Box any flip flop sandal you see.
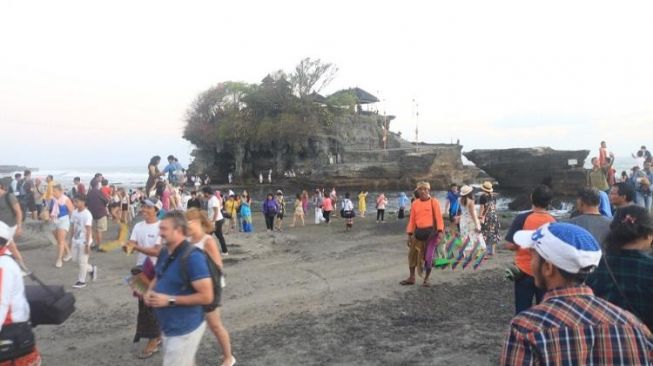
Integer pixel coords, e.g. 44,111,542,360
422,282,432,288
137,347,160,359
399,280,415,286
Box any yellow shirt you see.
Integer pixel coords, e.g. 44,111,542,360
43,181,55,201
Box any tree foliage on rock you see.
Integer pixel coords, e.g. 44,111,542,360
184,58,340,177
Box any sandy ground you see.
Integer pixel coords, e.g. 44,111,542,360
16,211,516,365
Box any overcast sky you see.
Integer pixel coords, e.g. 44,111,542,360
2,0,653,169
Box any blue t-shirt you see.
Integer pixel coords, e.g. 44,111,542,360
446,191,460,215
153,243,210,336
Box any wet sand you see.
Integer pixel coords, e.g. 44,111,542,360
18,212,515,365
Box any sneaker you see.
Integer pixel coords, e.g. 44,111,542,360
91,265,98,281
72,281,86,289
63,254,72,262
55,259,63,268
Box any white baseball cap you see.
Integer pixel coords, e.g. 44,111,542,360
513,223,602,274
143,197,163,211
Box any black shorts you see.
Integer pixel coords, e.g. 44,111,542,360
121,204,129,211
276,213,284,220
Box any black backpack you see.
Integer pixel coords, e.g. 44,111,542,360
177,242,223,312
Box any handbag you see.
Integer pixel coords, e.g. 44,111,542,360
413,198,439,241
0,322,35,362
20,263,75,327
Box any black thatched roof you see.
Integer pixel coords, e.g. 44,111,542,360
261,74,274,83
309,92,328,104
329,87,379,104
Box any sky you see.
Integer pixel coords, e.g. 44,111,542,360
2,0,653,169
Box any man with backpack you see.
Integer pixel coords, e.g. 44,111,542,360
145,211,213,366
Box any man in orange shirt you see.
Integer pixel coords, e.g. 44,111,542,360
401,182,444,287
504,185,556,313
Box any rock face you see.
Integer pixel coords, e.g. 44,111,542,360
191,113,485,190
464,147,589,197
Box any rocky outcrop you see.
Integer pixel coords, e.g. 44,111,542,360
464,147,589,197
0,165,32,174
191,113,485,190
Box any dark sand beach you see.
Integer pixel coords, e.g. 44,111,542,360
20,213,515,365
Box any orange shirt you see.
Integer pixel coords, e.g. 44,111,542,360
406,197,444,234
505,211,556,275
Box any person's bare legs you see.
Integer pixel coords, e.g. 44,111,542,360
55,229,70,265
422,268,432,287
300,214,305,226
142,336,161,355
206,309,234,366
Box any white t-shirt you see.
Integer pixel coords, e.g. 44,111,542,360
129,220,161,265
71,208,93,246
207,196,223,221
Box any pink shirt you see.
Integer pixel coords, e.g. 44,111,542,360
322,197,333,212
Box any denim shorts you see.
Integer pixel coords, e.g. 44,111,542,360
54,216,70,232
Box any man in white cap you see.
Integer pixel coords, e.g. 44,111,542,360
0,222,41,365
500,222,653,365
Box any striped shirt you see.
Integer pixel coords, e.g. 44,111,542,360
500,285,653,365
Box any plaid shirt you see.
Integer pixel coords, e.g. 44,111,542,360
500,285,653,365
586,250,653,331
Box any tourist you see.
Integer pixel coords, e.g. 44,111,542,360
342,192,355,231
598,140,609,166
610,182,636,210
357,190,368,218
161,155,183,186
375,193,387,223
262,193,278,231
301,190,309,216
313,189,324,224
330,188,337,213
397,192,409,220
605,157,617,187
597,190,612,218
223,194,238,234
123,197,162,359
70,194,98,289
108,185,122,221
86,179,109,251
479,181,500,257
202,187,228,255
586,205,653,331
500,222,653,365
100,178,111,199
567,188,611,247
633,161,653,211
588,154,613,193
119,187,131,223
0,178,25,266
144,212,213,366
290,194,305,228
10,173,21,199
322,192,334,224
234,194,243,232
0,222,42,366
459,185,486,255
155,181,170,216
43,174,55,202
71,176,86,199
146,155,162,197
640,145,653,161
187,191,201,210
185,209,235,366
444,184,460,227
401,182,444,287
20,171,35,220
33,177,44,220
504,184,556,314
633,150,646,169
49,184,73,268
274,190,286,232
240,192,253,233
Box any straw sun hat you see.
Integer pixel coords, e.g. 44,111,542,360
481,181,494,193
460,185,473,196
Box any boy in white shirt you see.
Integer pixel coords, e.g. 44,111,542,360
70,195,97,288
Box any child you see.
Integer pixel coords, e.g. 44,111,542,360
290,193,305,227
342,192,355,231
70,195,97,288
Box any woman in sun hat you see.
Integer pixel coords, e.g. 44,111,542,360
479,181,500,258
459,185,486,255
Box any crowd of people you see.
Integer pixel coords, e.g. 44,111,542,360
1,141,653,365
